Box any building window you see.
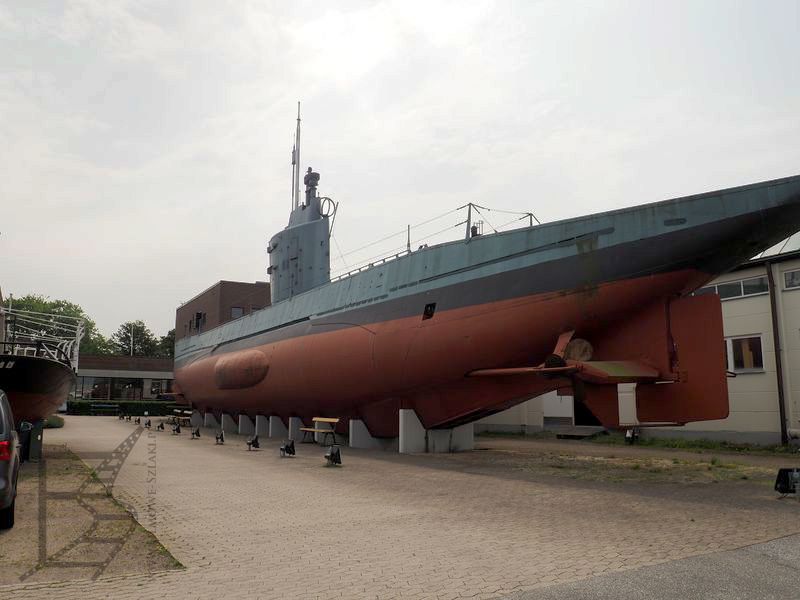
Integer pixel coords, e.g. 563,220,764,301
87,377,111,400
71,377,84,400
695,275,769,300
717,281,742,299
694,286,716,296
742,276,768,296
725,336,764,373
784,269,800,290
231,306,244,319
112,378,143,400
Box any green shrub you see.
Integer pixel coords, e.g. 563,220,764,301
45,414,65,428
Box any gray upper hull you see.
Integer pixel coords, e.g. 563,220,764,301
176,175,800,367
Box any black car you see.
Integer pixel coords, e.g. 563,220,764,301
0,389,20,529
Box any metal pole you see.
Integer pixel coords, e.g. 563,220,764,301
465,204,472,241
294,102,301,209
291,138,296,212
407,225,411,253
766,261,789,445
130,323,134,357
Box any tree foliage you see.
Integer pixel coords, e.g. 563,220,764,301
157,329,175,358
110,320,159,357
2,294,112,355
3,294,173,359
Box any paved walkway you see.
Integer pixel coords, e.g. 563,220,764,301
2,417,799,599
511,534,800,600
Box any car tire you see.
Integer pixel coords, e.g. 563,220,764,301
0,501,14,530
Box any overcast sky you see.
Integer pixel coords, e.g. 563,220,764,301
1,0,799,336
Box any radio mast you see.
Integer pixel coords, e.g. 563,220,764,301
294,102,301,208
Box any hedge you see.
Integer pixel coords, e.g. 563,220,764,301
67,400,185,416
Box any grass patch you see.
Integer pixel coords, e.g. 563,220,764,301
156,543,184,569
44,414,64,428
478,430,557,440
12,445,184,583
494,451,776,485
589,432,796,455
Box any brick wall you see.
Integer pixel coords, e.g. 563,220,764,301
175,281,270,341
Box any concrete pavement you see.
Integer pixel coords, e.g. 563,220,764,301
2,416,798,599
512,534,800,600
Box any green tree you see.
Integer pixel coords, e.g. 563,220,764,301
2,293,112,356
157,329,175,358
110,320,158,356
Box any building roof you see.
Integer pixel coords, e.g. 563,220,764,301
179,280,269,307
735,247,800,271
79,355,173,373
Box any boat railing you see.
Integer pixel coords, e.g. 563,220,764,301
1,307,84,368
330,249,413,282
328,203,541,282
0,340,75,365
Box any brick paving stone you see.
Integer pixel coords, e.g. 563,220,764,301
1,416,799,600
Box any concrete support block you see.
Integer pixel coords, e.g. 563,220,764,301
288,417,303,441
221,413,236,433
269,415,288,438
428,423,474,453
348,419,398,451
399,409,426,454
524,394,545,434
238,414,255,436
314,420,333,444
349,419,382,449
618,383,638,427
255,415,269,436
399,409,474,453
191,410,203,428
204,412,219,429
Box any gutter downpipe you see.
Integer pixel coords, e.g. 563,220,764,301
766,261,789,445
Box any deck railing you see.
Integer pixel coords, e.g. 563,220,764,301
1,308,85,369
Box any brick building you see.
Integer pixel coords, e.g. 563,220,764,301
176,281,270,341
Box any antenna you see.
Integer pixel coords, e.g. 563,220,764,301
290,133,296,211
294,102,301,209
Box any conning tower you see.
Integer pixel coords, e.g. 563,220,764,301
267,105,331,304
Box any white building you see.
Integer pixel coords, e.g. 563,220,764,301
476,250,800,444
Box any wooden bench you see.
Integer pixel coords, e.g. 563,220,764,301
170,409,193,428
299,417,340,445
